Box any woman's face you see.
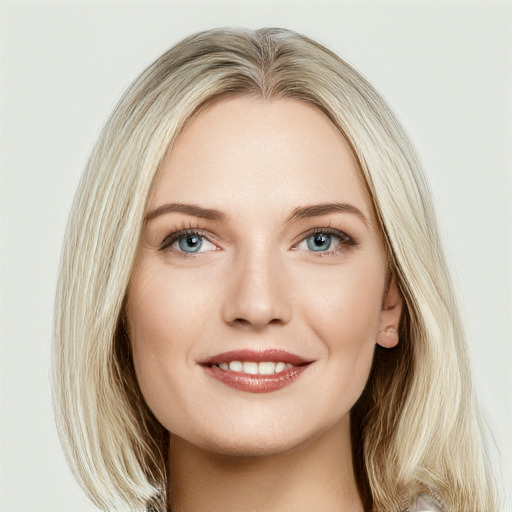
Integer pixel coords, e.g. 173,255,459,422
126,97,401,456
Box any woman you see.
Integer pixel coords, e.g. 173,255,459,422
52,28,501,511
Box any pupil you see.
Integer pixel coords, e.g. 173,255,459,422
179,235,202,252
308,233,331,251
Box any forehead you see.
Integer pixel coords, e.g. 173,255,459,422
150,97,370,217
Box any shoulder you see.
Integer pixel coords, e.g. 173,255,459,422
405,493,444,512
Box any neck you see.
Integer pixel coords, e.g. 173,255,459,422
167,415,363,512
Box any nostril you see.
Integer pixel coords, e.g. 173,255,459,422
229,317,283,329
230,318,249,327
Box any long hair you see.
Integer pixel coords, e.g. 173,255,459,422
52,27,501,511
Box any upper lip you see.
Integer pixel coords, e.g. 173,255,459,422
201,349,313,366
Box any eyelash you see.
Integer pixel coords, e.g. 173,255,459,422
159,222,213,252
158,224,358,255
293,227,358,255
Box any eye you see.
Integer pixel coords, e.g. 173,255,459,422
177,233,207,253
306,233,333,251
160,230,218,254
294,228,356,254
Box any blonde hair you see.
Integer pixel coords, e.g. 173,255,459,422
52,28,501,511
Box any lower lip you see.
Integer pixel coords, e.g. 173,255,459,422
203,365,310,393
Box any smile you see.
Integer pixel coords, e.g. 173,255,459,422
200,349,313,393
216,361,293,374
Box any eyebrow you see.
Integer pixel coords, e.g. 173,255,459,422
145,201,369,227
287,203,370,227
145,203,227,222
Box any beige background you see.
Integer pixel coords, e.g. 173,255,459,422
1,1,510,510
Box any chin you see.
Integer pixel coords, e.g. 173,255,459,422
197,436,304,458
180,415,332,459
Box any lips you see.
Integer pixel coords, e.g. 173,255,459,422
200,349,313,393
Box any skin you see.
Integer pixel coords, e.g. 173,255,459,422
126,97,402,512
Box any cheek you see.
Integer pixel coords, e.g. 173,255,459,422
296,258,385,401
127,259,214,351
300,258,384,345
125,261,212,411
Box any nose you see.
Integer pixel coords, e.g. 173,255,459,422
221,249,292,330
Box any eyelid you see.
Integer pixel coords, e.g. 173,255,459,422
159,228,219,253
292,227,358,252
158,224,357,255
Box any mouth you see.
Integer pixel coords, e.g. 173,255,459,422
200,349,314,393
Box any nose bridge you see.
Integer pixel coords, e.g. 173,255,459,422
222,242,291,328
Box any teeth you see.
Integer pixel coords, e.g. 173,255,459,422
258,362,275,375
218,361,294,375
228,361,243,372
242,362,258,374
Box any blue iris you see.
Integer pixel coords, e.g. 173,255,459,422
307,233,332,251
178,235,203,253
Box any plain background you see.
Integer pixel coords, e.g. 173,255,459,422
1,0,510,510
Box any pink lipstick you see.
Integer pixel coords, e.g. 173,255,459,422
201,349,313,393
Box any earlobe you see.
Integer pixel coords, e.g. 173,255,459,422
377,278,403,348
377,327,399,348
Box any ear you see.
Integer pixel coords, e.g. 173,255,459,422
376,277,403,348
